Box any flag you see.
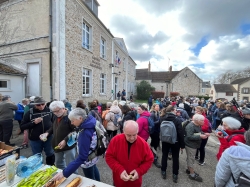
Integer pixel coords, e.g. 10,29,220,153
118,57,121,64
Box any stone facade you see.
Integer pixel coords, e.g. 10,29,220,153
63,0,136,104
0,0,51,101
136,65,202,97
170,67,202,97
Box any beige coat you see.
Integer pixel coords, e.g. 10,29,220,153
105,105,122,131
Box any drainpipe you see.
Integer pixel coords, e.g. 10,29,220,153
23,76,26,98
111,39,114,100
49,0,53,101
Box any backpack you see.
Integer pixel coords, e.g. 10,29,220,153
182,120,192,137
87,120,109,160
160,120,177,144
108,112,120,127
207,121,212,133
142,116,155,134
102,109,110,129
232,172,250,187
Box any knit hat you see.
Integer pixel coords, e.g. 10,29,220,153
242,108,250,115
29,96,35,101
113,100,118,106
129,102,135,109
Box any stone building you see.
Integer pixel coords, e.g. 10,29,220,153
200,81,211,96
231,77,250,102
210,84,238,101
135,62,202,97
0,0,136,104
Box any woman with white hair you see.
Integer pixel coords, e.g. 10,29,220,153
53,107,100,181
215,131,250,187
216,117,246,160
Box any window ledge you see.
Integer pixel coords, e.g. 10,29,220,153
100,56,107,61
82,94,91,98
99,93,106,96
82,46,93,53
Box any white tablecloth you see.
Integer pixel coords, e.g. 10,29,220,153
0,165,113,187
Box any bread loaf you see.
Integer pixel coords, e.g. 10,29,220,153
66,177,81,187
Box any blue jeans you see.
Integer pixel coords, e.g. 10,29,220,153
55,148,77,173
82,165,100,181
30,135,54,157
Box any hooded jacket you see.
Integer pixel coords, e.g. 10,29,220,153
160,112,185,149
20,106,53,141
215,142,250,187
63,115,97,177
14,103,25,120
105,134,154,187
184,122,202,149
136,111,151,141
217,128,246,160
105,105,122,131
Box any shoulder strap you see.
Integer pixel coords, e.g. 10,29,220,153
227,132,245,142
29,108,33,120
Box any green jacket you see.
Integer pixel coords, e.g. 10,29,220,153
184,122,202,149
0,101,17,121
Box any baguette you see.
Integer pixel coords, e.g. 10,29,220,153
66,177,81,187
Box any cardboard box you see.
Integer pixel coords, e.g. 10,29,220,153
0,142,20,166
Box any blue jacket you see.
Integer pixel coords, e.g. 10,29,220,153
64,102,72,111
63,115,96,177
14,103,24,120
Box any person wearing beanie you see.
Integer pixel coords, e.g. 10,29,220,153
215,117,246,160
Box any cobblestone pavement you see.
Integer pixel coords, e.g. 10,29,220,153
10,121,219,187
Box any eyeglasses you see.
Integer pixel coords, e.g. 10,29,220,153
35,103,45,107
52,108,62,113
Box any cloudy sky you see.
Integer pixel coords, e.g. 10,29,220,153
98,0,250,81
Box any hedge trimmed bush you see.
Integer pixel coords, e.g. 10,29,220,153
151,91,165,99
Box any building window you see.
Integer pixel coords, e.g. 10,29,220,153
100,73,106,94
100,38,106,59
242,88,250,94
226,92,233,96
201,88,205,93
243,97,249,102
210,90,213,94
82,21,91,50
0,80,8,88
82,68,92,96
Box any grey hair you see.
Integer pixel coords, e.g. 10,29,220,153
49,101,65,111
68,107,87,121
123,120,139,133
192,114,205,121
222,117,241,130
244,131,250,146
106,102,112,108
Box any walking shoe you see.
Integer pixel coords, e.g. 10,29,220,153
161,171,166,179
173,174,178,183
189,173,203,182
195,156,199,160
199,161,205,166
186,169,200,176
153,160,161,168
20,144,29,149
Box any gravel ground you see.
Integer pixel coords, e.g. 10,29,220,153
10,121,220,187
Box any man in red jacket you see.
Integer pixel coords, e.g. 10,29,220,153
105,120,154,187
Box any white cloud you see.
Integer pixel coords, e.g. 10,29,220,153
98,0,250,81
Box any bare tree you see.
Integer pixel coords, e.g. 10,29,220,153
215,67,250,83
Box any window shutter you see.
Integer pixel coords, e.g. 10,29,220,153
242,88,244,93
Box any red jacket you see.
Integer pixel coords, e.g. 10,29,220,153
136,111,150,141
201,118,210,133
105,134,154,187
216,128,246,160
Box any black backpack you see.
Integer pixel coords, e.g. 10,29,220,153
232,172,250,187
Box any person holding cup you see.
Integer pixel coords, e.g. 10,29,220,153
20,96,55,165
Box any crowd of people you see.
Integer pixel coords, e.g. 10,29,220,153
0,93,250,186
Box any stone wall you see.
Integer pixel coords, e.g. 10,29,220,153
0,0,51,101
171,67,202,97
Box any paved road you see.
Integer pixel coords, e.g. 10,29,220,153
10,121,220,187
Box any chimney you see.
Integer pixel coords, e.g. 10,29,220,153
169,65,172,73
148,61,151,72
